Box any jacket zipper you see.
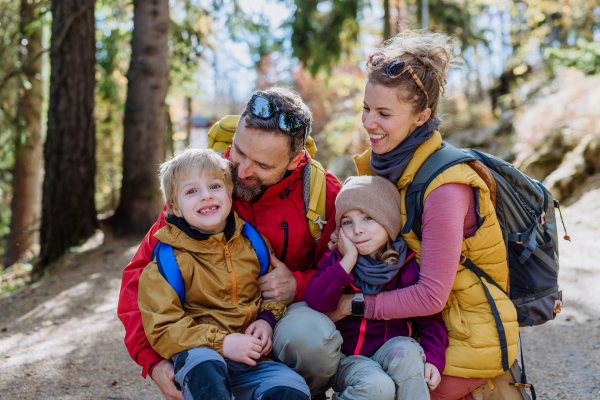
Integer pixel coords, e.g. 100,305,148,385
221,240,253,329
279,221,288,263
354,317,368,355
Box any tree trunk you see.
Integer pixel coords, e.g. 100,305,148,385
383,0,391,40
165,108,174,159
39,0,97,269
111,0,169,236
6,0,44,267
398,0,407,30
185,96,191,148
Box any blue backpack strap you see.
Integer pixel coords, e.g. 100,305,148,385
241,219,271,277
152,242,186,307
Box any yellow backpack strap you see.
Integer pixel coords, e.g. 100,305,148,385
304,159,328,243
304,135,317,159
207,115,240,154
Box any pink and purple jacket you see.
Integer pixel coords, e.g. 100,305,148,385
304,249,448,374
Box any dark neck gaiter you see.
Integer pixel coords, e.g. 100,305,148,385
352,236,409,295
167,209,236,242
370,118,441,185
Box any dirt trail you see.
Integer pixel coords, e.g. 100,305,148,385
1,191,599,400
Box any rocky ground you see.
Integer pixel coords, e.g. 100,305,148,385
1,190,599,400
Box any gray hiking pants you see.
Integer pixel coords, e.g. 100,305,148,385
273,302,344,396
330,336,430,400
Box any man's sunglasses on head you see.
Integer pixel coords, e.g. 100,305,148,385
249,95,307,137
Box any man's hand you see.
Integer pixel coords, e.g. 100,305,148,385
150,360,184,400
258,253,297,302
324,293,353,323
245,319,273,356
223,333,263,366
424,362,441,391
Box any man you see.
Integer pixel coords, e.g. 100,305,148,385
117,87,343,400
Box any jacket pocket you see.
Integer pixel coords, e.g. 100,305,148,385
442,291,471,341
508,240,558,300
513,286,561,327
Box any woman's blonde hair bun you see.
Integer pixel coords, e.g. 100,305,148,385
367,29,465,120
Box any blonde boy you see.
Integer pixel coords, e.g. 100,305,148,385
138,149,310,400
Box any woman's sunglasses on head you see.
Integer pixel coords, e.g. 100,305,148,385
368,52,429,104
249,95,307,137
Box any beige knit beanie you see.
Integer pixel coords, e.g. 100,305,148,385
335,176,403,240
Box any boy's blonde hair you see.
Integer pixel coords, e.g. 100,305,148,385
159,149,233,217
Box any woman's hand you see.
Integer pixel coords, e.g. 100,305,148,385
338,229,358,274
324,293,353,323
424,362,441,391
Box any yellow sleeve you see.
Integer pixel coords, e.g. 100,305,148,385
138,260,229,359
259,300,287,322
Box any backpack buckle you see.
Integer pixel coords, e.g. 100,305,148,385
313,215,327,230
516,233,523,245
540,211,545,225
509,383,532,388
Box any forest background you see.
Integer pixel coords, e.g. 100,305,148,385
1,1,600,399
1,0,600,304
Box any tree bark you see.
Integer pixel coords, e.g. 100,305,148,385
39,0,97,269
185,96,191,148
165,108,174,159
6,0,44,266
383,0,391,40
111,0,169,236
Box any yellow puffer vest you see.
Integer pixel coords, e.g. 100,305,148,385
354,132,518,378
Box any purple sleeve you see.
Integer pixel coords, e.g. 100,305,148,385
364,183,476,319
257,310,277,330
412,313,448,374
304,250,354,313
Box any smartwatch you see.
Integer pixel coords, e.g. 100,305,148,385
351,292,365,316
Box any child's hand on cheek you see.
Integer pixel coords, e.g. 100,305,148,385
338,229,358,274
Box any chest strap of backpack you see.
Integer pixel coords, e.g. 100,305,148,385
303,159,328,243
151,219,270,307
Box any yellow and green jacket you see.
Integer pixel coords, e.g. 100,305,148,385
138,212,287,360
354,131,518,378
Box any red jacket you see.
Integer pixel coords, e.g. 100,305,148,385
117,150,341,377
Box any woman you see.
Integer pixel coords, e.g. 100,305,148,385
327,30,520,400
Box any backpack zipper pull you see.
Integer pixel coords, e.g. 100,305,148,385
554,199,571,241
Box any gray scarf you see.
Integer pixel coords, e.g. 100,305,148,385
370,118,441,185
352,237,409,294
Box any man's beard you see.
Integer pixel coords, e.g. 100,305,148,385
231,163,286,202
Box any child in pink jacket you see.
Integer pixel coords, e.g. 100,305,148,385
305,176,448,400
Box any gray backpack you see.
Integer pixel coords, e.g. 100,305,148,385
403,142,568,399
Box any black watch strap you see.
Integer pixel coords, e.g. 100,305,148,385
351,292,365,316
